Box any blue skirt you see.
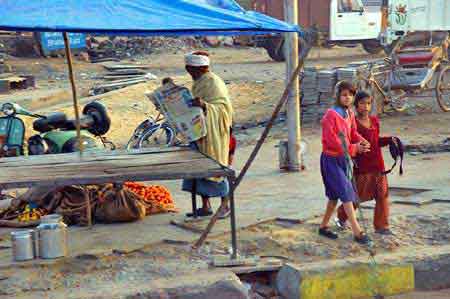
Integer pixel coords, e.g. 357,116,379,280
182,141,229,198
182,178,229,198
320,153,356,203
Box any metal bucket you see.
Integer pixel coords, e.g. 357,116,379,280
40,214,63,225
31,229,39,257
11,230,35,261
37,214,67,259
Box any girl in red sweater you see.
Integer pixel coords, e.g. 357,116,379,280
336,91,393,234
319,81,371,244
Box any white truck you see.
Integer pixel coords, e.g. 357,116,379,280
252,0,389,61
381,0,450,46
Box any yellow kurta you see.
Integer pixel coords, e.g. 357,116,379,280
192,72,233,180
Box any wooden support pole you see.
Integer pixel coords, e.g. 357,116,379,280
85,188,92,228
63,32,83,156
193,60,307,252
284,0,301,171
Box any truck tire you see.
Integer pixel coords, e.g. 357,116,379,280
82,101,111,136
265,39,286,62
362,41,384,55
265,38,310,62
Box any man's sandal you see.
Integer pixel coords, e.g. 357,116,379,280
186,208,213,217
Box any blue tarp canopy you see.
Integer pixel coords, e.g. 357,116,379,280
0,0,300,36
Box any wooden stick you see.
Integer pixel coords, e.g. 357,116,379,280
170,220,203,234
63,32,83,156
86,188,92,228
193,51,309,250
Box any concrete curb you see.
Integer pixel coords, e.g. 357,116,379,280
276,245,450,299
276,261,414,299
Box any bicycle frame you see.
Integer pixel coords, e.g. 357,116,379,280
126,111,179,149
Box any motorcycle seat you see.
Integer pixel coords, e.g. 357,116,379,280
33,112,68,132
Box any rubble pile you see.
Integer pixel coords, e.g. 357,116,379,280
87,36,204,62
87,36,241,62
0,33,40,58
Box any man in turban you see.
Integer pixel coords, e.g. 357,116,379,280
182,51,233,218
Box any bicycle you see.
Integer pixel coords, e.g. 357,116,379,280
356,58,409,113
126,111,178,150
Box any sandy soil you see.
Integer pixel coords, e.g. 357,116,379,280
0,46,449,298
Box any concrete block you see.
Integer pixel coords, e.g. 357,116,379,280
276,261,415,299
414,252,450,291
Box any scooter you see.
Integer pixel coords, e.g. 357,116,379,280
0,101,112,157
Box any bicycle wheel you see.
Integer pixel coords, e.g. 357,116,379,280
436,65,450,112
137,124,175,149
387,89,408,112
126,137,139,150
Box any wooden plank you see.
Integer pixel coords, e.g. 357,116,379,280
0,153,218,175
0,157,221,179
103,75,149,81
0,169,229,189
0,161,232,189
103,64,152,71
0,147,193,166
93,78,148,89
0,158,218,180
0,147,234,190
0,151,205,169
105,69,147,76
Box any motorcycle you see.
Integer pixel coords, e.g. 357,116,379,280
0,101,113,157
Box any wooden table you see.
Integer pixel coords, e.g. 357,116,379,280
0,147,238,256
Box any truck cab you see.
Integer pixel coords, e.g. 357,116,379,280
381,0,450,46
330,0,381,42
252,0,387,60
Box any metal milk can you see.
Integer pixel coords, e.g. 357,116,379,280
11,230,35,261
37,214,68,259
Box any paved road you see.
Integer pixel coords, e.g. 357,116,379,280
387,289,450,298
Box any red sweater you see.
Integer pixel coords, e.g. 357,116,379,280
229,133,236,155
321,109,365,157
354,116,391,174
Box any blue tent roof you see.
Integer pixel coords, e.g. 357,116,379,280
0,0,301,36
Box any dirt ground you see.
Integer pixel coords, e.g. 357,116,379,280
1,46,449,298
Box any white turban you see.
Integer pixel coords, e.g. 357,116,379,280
185,53,210,67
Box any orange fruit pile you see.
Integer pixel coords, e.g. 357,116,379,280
124,182,177,214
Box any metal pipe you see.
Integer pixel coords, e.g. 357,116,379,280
284,0,301,171
191,180,197,218
229,175,237,259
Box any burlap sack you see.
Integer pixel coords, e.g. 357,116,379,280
55,185,94,226
95,188,146,223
